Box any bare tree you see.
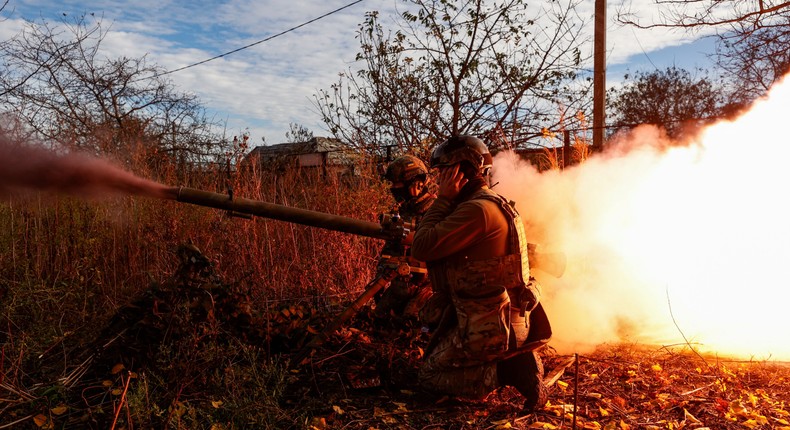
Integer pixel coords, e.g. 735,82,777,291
315,0,590,157
0,16,226,164
616,1,790,103
617,0,790,29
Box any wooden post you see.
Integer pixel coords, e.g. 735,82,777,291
593,0,607,150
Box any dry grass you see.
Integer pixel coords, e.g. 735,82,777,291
0,154,391,428
2,148,789,430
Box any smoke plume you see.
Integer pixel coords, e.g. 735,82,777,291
0,135,173,199
494,73,790,360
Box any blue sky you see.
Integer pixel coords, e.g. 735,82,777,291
0,0,718,145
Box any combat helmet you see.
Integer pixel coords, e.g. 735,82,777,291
384,155,434,213
430,135,493,174
384,154,429,186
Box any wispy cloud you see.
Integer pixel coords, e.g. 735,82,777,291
3,0,717,143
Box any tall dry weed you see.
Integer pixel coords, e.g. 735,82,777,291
0,147,390,362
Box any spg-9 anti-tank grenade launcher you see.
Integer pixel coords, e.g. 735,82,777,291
166,186,566,358
169,186,565,278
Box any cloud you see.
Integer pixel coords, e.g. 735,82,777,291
2,0,720,143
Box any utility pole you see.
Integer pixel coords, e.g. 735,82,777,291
593,0,606,149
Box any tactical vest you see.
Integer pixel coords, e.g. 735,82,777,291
466,189,539,310
434,188,541,357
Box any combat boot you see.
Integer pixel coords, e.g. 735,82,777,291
497,351,548,412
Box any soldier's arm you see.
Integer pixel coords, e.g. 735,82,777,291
411,199,489,262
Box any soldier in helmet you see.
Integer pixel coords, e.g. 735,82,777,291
373,155,436,319
411,135,551,412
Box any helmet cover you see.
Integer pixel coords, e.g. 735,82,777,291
430,135,493,172
384,155,429,186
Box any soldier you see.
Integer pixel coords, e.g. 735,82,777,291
373,155,436,319
411,135,550,412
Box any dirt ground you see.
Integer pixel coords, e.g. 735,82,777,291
288,311,790,430
4,252,789,429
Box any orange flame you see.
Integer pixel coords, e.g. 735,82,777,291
494,72,790,360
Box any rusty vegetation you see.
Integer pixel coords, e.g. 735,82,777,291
1,152,790,429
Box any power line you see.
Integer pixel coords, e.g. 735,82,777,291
630,27,659,70
148,0,365,80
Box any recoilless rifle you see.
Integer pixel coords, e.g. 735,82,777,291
167,186,566,359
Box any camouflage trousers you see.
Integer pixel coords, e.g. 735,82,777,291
418,287,511,399
418,331,500,398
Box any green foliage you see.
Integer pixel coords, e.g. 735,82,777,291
607,66,725,139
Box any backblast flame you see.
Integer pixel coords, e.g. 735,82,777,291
495,72,790,360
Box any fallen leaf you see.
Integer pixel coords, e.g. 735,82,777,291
742,419,759,429
730,399,748,416
309,417,327,429
33,414,50,428
684,408,702,424
393,402,408,413
50,405,67,415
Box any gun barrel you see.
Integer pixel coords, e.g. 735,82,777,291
170,186,566,278
173,186,391,241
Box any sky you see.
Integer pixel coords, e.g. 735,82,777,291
0,0,719,146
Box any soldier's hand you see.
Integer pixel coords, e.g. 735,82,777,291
408,178,424,198
437,164,467,200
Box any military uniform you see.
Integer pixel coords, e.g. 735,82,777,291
374,155,436,319
411,135,549,409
